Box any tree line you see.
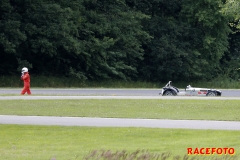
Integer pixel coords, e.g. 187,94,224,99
0,0,239,82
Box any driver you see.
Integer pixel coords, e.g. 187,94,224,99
21,67,31,95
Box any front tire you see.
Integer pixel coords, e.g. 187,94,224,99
163,90,175,96
206,91,216,96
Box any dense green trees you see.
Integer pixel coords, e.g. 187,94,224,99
0,0,239,82
135,0,235,81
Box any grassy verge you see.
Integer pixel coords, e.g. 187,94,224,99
0,75,162,88
0,125,239,160
0,99,240,121
1,75,240,88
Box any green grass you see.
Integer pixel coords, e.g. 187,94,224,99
0,75,162,88
1,75,240,88
0,99,240,121
1,99,240,159
0,125,239,160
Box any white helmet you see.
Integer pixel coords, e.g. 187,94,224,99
21,67,28,73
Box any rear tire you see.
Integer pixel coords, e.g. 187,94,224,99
163,90,175,96
206,91,216,96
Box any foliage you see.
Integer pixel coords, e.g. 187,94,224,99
0,0,26,74
78,0,151,80
137,0,195,81
221,0,240,29
0,0,240,82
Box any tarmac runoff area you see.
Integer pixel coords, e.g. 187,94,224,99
1,96,240,130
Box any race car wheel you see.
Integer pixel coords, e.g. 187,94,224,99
163,90,175,96
206,91,216,96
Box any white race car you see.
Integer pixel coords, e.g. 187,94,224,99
160,81,222,96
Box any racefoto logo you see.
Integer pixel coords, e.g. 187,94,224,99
187,148,235,155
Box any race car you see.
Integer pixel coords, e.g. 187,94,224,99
160,81,222,96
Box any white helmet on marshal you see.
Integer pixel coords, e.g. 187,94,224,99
21,67,28,73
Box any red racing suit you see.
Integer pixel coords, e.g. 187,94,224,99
21,72,31,95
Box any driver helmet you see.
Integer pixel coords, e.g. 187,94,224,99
21,67,28,73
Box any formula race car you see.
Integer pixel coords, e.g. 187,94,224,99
160,81,222,96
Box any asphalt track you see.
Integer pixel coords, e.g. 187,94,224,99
1,115,240,130
1,95,240,100
0,88,240,130
0,88,240,96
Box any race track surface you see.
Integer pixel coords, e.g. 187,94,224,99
0,95,240,100
1,115,240,130
0,88,240,97
1,95,240,100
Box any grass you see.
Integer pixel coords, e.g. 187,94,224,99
84,150,238,160
0,99,240,121
1,99,240,159
0,125,239,160
1,75,240,88
0,75,162,88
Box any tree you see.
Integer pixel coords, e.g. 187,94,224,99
76,0,151,80
135,0,232,81
0,0,26,74
130,0,198,81
220,0,240,80
16,0,82,76
221,0,240,29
